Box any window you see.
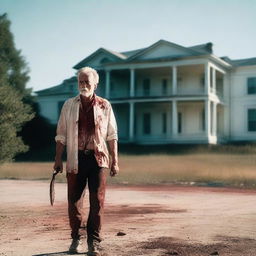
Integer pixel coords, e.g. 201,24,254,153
200,76,205,88
110,82,114,92
162,79,167,95
143,113,151,134
201,109,205,131
143,79,150,96
248,109,256,132
134,113,137,135
178,112,182,133
58,101,65,116
247,78,256,94
216,77,224,95
162,113,167,133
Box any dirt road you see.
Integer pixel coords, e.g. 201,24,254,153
0,180,256,256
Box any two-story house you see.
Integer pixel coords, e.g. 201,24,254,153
36,40,256,144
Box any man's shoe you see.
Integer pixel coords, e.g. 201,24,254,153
88,240,102,256
68,238,83,254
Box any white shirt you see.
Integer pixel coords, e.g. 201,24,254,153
55,94,118,173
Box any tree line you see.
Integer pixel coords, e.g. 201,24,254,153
0,13,55,163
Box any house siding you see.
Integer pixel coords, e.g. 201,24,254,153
35,40,256,144
230,66,256,141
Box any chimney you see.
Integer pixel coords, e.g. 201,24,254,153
206,42,213,54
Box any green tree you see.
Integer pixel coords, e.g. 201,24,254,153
0,13,31,96
0,85,34,163
0,13,34,163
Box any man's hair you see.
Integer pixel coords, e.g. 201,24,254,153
77,67,99,85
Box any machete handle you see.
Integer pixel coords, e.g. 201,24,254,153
53,167,61,175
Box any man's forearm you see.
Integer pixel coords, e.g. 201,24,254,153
55,141,65,160
107,139,118,165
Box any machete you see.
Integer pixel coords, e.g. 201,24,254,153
50,168,60,206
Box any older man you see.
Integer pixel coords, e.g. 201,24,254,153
54,67,119,256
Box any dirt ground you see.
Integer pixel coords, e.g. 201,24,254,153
0,180,256,256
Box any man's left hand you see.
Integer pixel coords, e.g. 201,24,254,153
110,163,119,177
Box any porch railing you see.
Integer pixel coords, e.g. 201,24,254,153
108,85,223,99
176,87,205,95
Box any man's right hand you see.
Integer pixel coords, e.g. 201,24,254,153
53,158,63,173
54,141,65,173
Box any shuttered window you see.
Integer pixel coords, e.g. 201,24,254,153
248,109,256,131
143,79,150,96
178,112,182,133
162,113,167,133
162,79,167,94
143,113,151,134
247,78,256,94
202,109,205,131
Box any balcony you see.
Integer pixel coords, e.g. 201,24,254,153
176,87,205,95
107,64,225,100
109,89,129,99
135,86,172,97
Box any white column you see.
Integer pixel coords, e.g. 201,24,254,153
172,66,177,95
204,63,210,95
105,70,110,99
223,74,228,99
212,68,216,94
213,102,217,136
172,100,177,136
223,105,229,137
130,69,135,97
205,99,211,138
129,102,134,141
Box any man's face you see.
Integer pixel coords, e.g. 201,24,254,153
78,72,96,98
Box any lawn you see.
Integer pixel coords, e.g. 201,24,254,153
0,151,256,188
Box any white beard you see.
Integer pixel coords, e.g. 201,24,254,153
79,88,92,98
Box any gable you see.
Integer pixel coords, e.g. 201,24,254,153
83,52,116,68
73,48,123,70
137,44,193,60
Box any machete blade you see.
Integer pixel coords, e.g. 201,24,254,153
50,169,60,206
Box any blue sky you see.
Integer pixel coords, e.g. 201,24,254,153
1,0,256,92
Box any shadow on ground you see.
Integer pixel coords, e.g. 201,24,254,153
136,235,256,256
32,252,69,256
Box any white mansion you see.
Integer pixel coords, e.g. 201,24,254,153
36,40,256,144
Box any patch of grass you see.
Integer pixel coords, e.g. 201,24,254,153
0,162,63,181
0,152,256,188
109,153,256,188
119,143,256,155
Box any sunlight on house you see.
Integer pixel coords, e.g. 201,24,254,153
35,40,256,145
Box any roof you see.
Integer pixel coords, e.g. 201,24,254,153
123,39,201,62
121,47,146,58
231,57,256,67
35,76,78,96
73,48,126,69
188,42,213,54
73,39,214,69
73,39,256,70
221,56,256,67
121,41,213,59
102,48,127,59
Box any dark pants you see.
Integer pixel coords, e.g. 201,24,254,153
67,150,106,243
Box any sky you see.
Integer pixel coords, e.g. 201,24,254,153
1,0,256,92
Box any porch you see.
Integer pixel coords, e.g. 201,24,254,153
103,63,225,100
112,100,226,145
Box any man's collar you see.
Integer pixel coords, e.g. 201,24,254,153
75,94,98,103
75,95,80,101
